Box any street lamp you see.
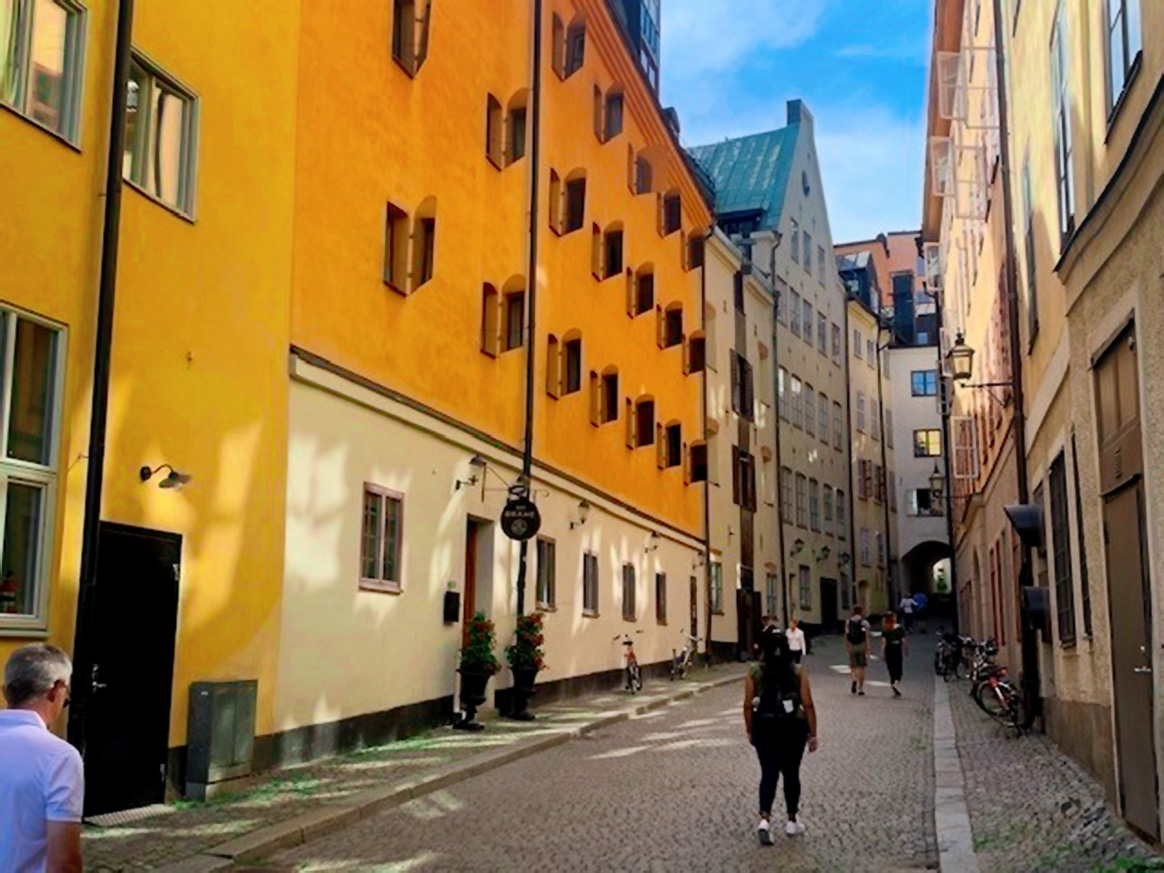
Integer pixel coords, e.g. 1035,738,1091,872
791,538,805,556
815,545,830,563
947,332,975,382
929,464,945,499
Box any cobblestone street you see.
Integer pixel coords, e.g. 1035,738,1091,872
269,636,938,872
949,677,1159,873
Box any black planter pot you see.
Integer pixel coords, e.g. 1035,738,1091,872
455,668,494,731
508,666,540,721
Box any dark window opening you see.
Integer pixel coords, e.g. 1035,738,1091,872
666,424,681,468
664,307,682,347
604,229,623,278
415,217,436,286
687,234,705,268
604,92,624,140
504,292,524,351
508,106,526,163
663,192,681,235
564,339,582,394
602,372,618,424
635,400,655,447
687,336,705,373
565,178,586,232
635,156,652,194
635,273,654,315
565,23,585,76
689,443,708,483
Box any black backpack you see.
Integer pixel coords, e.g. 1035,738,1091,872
846,617,867,645
754,666,802,723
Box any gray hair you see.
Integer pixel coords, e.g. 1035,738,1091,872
3,644,73,707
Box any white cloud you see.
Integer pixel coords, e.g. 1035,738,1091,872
661,0,826,77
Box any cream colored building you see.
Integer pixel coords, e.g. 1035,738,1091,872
843,289,897,616
924,0,1164,839
701,231,781,658
691,99,851,632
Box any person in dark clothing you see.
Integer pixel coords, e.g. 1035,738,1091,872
881,611,908,697
743,626,818,845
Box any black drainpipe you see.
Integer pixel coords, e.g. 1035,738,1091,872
700,229,713,664
68,0,135,755
514,0,543,618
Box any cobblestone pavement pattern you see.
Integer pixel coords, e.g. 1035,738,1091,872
81,667,744,870
271,636,938,872
949,679,1160,873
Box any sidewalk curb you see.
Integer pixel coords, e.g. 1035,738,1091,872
164,670,743,870
932,675,981,873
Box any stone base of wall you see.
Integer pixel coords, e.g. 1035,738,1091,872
1044,695,1117,803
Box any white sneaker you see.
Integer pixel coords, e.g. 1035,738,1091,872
758,819,773,845
785,819,806,837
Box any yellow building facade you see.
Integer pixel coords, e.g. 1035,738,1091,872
1,0,711,814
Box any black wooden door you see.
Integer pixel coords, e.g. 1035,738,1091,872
77,523,180,816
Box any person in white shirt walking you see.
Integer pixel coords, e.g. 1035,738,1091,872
785,619,807,664
0,643,84,873
898,594,916,633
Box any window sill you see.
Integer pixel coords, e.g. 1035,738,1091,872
1105,54,1143,142
656,618,667,626
536,603,557,613
0,101,81,152
622,615,637,623
359,580,402,595
711,609,725,616
384,279,408,297
582,609,600,619
0,622,49,639
392,55,420,79
125,180,196,224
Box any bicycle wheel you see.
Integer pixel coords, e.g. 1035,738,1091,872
975,681,1020,727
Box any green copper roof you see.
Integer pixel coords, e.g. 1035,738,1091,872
688,125,800,231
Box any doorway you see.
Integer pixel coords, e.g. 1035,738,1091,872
71,523,181,817
820,578,838,630
463,518,494,648
1096,322,1158,839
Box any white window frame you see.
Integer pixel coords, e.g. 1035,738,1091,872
536,536,556,609
359,483,404,594
123,50,199,219
0,0,87,143
0,306,66,634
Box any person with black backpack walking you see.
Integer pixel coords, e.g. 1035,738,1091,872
744,626,818,845
845,605,871,696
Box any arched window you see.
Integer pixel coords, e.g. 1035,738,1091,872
591,365,619,426
546,335,560,397
633,263,654,316
548,169,561,233
485,94,503,167
383,201,408,292
604,88,624,140
392,0,431,76
564,169,586,232
703,302,717,367
565,15,585,76
635,153,653,194
562,330,582,395
506,89,528,165
630,395,655,449
603,221,624,278
501,276,525,352
685,330,706,374
661,188,681,235
590,223,602,278
688,440,708,483
592,85,603,141
480,284,498,356
659,420,682,469
412,197,437,290
657,302,682,348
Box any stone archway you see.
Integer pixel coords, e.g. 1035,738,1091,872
900,540,954,623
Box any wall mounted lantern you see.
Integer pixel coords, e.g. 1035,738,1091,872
139,464,191,489
569,499,591,530
791,538,805,556
455,453,487,490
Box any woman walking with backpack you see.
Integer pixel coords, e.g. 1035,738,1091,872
744,626,818,845
845,605,871,696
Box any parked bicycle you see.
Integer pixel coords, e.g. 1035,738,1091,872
933,630,971,680
963,637,1025,732
669,634,701,680
614,631,644,693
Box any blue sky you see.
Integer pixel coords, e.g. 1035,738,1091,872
661,0,932,244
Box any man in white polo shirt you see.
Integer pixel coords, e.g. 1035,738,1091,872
0,644,84,873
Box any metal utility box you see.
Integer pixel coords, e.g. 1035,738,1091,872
186,680,257,800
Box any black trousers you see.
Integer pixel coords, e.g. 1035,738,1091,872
753,721,809,818
886,644,903,683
